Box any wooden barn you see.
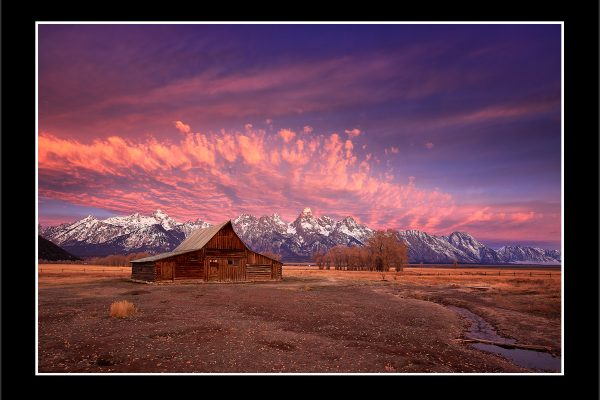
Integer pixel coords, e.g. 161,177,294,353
130,220,283,283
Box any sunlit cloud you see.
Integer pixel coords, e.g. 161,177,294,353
345,128,361,137
174,120,191,134
384,146,399,155
278,128,296,143
38,121,558,242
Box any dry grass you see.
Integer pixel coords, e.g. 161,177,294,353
285,266,562,351
109,300,136,318
38,264,131,286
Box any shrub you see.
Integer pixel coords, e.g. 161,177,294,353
109,300,136,318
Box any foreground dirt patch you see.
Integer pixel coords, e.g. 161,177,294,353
38,265,559,373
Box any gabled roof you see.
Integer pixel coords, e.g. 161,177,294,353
131,221,229,263
173,220,230,252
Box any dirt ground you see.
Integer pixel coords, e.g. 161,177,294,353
38,264,561,373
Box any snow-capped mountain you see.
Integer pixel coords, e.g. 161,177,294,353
398,230,478,264
496,246,561,264
40,210,209,257
231,208,373,260
39,208,561,264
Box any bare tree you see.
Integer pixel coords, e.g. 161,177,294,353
312,248,325,269
366,230,408,272
319,232,407,274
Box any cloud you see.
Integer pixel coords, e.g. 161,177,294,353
38,122,558,243
345,128,361,137
303,125,314,134
425,142,434,149
278,128,296,143
384,146,399,155
174,121,191,134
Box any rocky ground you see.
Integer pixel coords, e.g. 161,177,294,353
38,265,560,373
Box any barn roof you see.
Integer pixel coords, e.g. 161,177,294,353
131,221,229,263
173,220,230,252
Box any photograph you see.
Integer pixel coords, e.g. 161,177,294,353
36,22,562,374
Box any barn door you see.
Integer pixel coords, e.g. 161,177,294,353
208,259,219,281
161,263,174,280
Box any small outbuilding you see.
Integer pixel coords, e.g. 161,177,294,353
130,220,283,282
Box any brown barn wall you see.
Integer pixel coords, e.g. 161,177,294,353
205,224,246,250
246,250,283,281
131,262,156,281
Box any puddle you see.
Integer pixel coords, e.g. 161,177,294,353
448,305,560,372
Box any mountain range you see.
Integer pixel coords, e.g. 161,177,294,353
39,208,561,264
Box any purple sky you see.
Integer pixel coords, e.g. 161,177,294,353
38,24,561,248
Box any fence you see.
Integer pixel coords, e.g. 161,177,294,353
284,265,558,278
403,271,556,277
39,268,129,273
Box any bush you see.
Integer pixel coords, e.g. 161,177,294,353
109,300,136,318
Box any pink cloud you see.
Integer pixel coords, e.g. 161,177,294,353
345,128,361,137
278,129,296,143
174,121,191,134
425,142,434,149
303,125,314,134
38,122,559,243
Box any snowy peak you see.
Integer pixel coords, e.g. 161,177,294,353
444,231,488,260
496,246,560,264
151,209,178,230
152,209,167,218
41,210,211,256
39,208,561,264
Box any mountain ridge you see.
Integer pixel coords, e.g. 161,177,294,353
39,209,561,264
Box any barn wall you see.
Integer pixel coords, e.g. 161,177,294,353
207,257,246,281
205,224,246,250
246,250,283,281
274,262,283,280
172,249,205,280
131,262,156,281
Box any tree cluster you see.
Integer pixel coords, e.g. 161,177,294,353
85,252,151,266
312,230,408,272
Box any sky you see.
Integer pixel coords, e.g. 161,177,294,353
37,23,562,249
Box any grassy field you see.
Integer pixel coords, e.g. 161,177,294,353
37,263,561,373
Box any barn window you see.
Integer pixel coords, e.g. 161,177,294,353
228,259,238,266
